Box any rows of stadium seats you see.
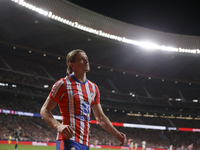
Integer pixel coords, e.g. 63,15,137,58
1,85,199,118
0,114,57,142
1,113,200,149
1,91,198,127
1,45,200,103
0,93,199,147
1,48,200,105
0,91,200,148
1,44,200,149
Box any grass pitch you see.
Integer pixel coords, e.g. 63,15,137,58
0,144,119,150
0,144,55,150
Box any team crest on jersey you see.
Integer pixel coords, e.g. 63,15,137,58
90,92,94,98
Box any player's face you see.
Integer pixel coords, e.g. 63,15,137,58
71,52,90,73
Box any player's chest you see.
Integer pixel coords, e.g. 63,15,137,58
66,82,95,104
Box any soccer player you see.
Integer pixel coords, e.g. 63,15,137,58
188,143,193,150
40,49,126,150
13,127,21,150
142,140,146,150
134,142,137,150
129,139,134,150
169,144,173,150
127,138,131,146
180,144,184,150
8,135,12,144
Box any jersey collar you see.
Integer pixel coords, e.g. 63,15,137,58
69,74,87,84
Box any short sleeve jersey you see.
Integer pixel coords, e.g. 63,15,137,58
49,74,100,146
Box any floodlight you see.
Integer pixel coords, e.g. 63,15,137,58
193,99,198,102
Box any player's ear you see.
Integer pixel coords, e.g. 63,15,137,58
69,63,74,69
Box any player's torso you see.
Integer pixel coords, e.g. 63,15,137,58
57,76,96,145
60,77,95,121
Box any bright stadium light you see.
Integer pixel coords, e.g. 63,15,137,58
193,99,198,102
44,85,49,88
12,84,17,87
0,83,8,86
137,41,160,50
167,127,177,131
123,123,166,130
12,0,19,2
9,0,200,55
175,98,181,101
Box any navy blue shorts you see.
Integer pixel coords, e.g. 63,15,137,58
56,140,89,150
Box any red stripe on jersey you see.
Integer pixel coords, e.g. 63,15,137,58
93,84,100,105
60,140,64,150
59,79,70,130
69,76,81,143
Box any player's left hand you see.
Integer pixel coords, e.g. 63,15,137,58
116,132,126,146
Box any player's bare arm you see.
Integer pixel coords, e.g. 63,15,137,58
92,104,126,145
40,96,74,139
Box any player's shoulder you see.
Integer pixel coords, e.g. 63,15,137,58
87,79,98,87
54,77,64,83
51,78,66,89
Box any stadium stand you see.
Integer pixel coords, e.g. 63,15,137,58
1,43,200,149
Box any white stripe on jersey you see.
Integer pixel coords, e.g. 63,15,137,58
65,77,75,141
88,80,96,102
85,81,92,144
59,93,65,100
85,82,92,105
76,82,84,144
86,121,90,145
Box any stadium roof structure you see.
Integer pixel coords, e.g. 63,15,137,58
1,0,200,84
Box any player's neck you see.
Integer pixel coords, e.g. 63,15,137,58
72,72,86,83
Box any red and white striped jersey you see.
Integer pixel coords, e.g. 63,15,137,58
49,74,100,146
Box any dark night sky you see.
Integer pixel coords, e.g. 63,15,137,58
68,0,200,36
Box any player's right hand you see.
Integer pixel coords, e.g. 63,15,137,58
56,124,75,139
116,132,126,146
